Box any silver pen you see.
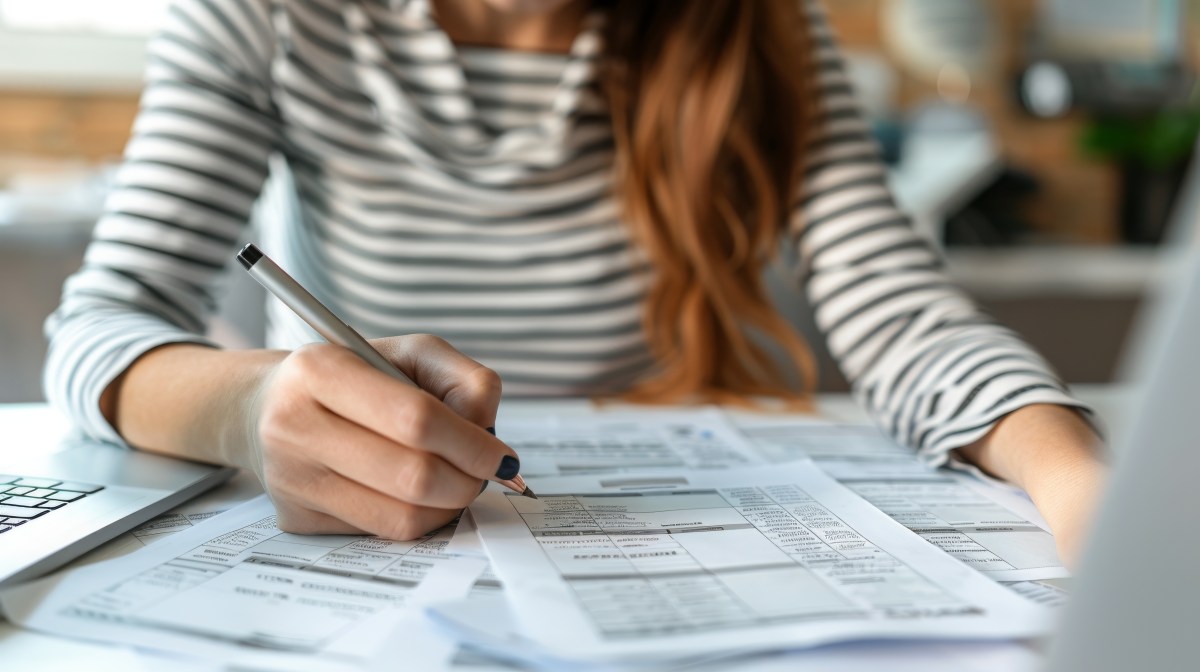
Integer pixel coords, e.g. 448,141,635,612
236,243,535,499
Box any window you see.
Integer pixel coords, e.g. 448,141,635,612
0,0,170,36
0,0,168,90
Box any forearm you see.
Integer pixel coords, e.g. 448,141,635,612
101,344,286,470
956,404,1099,490
955,403,1106,562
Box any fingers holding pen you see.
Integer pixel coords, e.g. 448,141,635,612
296,343,521,484
273,467,461,541
243,246,519,538
257,388,475,538
301,405,486,510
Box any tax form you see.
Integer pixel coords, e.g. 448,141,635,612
496,408,762,477
739,420,1067,581
0,495,476,671
427,587,1044,672
71,469,266,567
1001,579,1071,608
468,462,1050,662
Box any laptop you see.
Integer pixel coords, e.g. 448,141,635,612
1046,152,1200,669
0,421,234,588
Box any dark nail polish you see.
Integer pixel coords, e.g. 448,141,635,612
486,426,496,435
495,455,520,480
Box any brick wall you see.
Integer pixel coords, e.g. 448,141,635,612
0,90,138,162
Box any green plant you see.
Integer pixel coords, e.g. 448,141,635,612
1082,105,1200,168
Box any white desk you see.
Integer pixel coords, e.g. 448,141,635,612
0,387,1124,670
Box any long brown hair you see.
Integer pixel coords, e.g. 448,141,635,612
602,0,817,406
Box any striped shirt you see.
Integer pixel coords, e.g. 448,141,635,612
44,0,1087,464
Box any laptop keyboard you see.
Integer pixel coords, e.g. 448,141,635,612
0,475,104,534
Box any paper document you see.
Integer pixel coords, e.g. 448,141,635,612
740,421,931,479
70,470,265,568
496,408,762,477
430,592,1042,672
1001,579,1071,608
0,495,474,671
468,462,1050,661
740,421,1067,582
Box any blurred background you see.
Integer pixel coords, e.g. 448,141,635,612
0,0,1197,401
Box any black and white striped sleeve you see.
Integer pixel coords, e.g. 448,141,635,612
43,0,278,444
791,3,1091,465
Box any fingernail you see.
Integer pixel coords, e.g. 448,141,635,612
486,426,496,435
495,455,520,480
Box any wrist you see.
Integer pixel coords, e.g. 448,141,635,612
112,344,287,469
212,350,288,473
1021,449,1107,568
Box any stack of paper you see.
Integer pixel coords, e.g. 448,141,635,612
739,420,1067,577
445,461,1049,666
0,409,1059,670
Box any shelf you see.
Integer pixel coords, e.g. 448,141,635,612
945,247,1164,298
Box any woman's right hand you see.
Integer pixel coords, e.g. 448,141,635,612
249,334,515,540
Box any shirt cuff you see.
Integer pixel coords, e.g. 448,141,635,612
45,310,216,447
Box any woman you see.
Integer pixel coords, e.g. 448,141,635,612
45,0,1103,561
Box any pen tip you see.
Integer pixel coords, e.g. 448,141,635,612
497,477,536,498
